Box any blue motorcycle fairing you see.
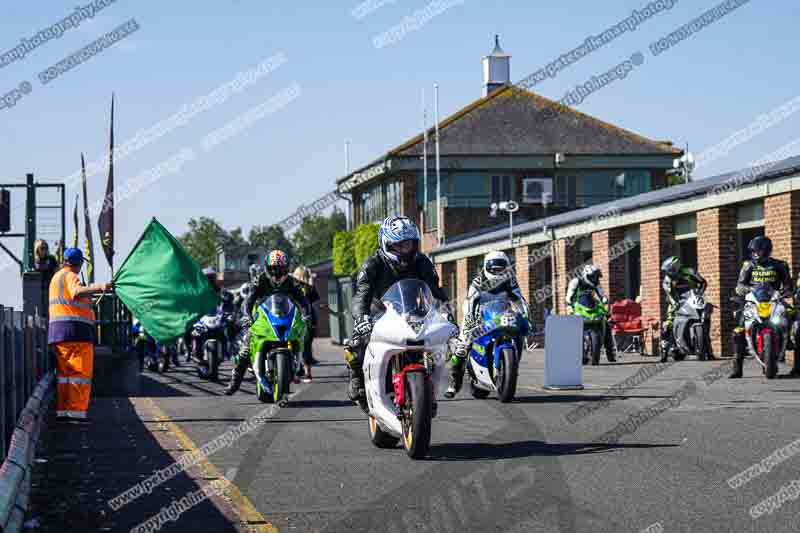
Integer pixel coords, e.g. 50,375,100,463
259,301,296,342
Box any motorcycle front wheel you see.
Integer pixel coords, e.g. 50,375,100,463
763,332,778,379
588,328,601,366
205,340,220,381
274,350,292,403
692,324,708,361
402,372,433,459
495,347,518,403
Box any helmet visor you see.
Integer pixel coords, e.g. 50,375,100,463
485,257,509,275
387,239,418,260
267,264,288,281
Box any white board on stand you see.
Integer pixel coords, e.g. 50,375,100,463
543,315,584,390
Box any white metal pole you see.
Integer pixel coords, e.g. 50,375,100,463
423,89,428,233
509,210,514,246
434,83,441,244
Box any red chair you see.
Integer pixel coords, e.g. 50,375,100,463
610,300,650,356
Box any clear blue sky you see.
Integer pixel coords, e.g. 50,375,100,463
0,0,797,306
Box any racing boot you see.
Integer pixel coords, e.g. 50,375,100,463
789,349,800,378
445,348,467,399
659,324,675,363
348,368,365,402
344,342,366,402
224,355,248,395
729,331,745,379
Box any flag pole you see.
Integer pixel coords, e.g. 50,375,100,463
422,88,428,233
434,83,441,245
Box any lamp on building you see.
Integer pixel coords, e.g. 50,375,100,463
490,200,519,247
555,152,565,167
668,148,695,184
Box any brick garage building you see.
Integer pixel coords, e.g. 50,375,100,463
430,156,800,357
335,38,681,264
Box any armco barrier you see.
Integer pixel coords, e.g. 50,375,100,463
0,371,54,532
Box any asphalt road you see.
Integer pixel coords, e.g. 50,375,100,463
98,342,800,532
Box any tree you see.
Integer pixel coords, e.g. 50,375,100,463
293,208,347,266
249,224,295,258
179,217,230,269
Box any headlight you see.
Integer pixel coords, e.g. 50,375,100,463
757,302,773,318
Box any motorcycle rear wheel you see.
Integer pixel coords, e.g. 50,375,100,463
402,372,433,459
369,416,399,448
470,379,490,399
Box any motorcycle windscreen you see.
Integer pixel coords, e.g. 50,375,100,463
380,279,434,321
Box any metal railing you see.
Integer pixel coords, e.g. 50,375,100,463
94,293,132,352
0,306,49,461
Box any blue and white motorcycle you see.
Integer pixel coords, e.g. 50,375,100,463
466,293,530,403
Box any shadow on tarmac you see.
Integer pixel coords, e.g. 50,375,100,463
427,440,679,461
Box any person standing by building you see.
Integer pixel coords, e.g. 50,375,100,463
293,266,320,382
48,248,112,423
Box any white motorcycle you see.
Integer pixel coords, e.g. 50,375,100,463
743,285,789,379
361,279,457,459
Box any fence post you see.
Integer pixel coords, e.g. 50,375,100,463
0,304,5,459
8,309,16,444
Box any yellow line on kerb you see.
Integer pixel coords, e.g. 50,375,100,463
144,397,277,533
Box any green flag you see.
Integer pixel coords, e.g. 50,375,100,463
113,218,217,343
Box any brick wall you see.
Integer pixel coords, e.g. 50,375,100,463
591,228,626,302
697,206,738,357
401,174,418,225
639,219,674,329
514,244,531,315
765,191,800,279
552,239,580,314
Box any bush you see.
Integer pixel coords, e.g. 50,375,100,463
333,231,356,276
354,224,380,268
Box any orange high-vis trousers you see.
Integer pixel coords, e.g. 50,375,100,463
54,341,94,419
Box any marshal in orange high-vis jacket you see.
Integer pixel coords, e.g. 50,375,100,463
48,248,111,422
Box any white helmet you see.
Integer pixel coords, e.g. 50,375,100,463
579,264,602,288
483,251,511,283
379,216,420,270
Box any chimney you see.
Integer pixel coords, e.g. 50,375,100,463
482,35,510,97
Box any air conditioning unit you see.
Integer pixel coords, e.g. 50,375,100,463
522,178,553,204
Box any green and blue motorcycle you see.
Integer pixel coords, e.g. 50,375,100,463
572,292,610,366
249,293,307,404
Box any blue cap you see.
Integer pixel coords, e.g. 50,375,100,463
64,248,84,265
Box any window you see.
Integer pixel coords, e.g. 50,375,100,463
624,227,641,300
673,214,697,270
491,176,513,204
576,236,592,264
554,170,652,208
358,179,403,225
736,201,764,264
